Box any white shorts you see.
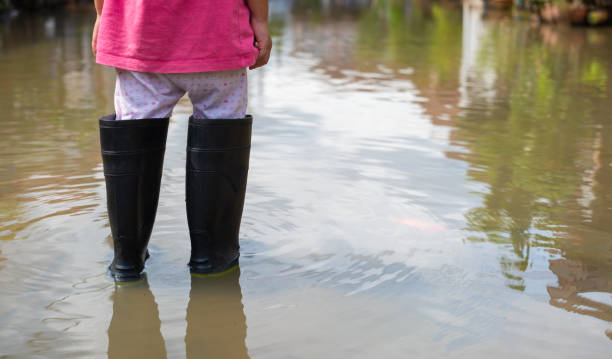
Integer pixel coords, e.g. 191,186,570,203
113,68,248,120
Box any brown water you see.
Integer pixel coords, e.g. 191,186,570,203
1,1,611,357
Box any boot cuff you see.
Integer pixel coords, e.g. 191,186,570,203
99,115,169,128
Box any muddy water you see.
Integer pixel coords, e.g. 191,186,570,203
1,1,611,357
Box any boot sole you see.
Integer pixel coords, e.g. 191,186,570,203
189,258,239,275
108,251,150,282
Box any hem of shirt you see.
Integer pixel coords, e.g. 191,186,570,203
95,51,258,73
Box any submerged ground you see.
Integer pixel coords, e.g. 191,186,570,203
1,0,611,357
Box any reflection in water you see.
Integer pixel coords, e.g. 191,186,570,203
107,269,248,359
545,126,612,323
107,277,167,359
0,7,114,243
456,1,612,308
185,268,249,359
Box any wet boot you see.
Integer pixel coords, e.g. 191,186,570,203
186,116,252,274
99,115,169,281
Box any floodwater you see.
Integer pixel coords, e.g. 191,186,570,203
1,0,611,357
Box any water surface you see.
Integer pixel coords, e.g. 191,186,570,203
1,1,611,357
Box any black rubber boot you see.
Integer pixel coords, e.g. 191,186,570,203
186,115,252,274
99,115,169,281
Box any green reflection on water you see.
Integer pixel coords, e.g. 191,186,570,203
451,9,612,321
296,0,612,328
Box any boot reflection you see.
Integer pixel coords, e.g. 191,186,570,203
107,276,167,359
185,266,250,359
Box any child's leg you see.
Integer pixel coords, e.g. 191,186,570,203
114,69,186,120
171,68,247,119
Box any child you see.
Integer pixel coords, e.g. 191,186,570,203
92,0,271,281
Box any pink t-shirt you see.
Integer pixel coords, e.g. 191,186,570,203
95,0,259,73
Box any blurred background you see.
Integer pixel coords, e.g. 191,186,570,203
1,0,611,358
